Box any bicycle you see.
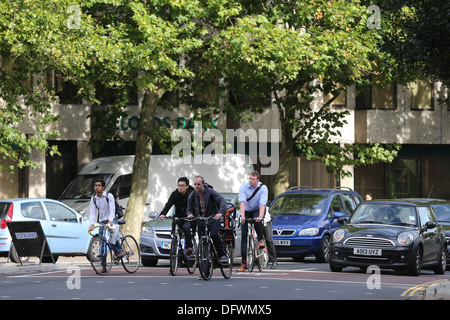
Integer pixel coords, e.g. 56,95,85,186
197,216,233,281
168,216,197,276
245,218,268,272
88,220,141,275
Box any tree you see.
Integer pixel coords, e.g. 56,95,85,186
380,0,450,88
0,0,240,241
201,0,400,195
0,1,61,172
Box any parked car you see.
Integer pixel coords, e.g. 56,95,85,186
330,199,447,276
269,186,362,262
140,193,241,267
0,198,98,263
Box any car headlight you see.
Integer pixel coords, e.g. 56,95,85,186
333,229,345,242
299,227,319,236
398,232,414,246
141,225,154,237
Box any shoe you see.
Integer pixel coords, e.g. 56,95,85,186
270,261,278,269
237,263,247,272
99,267,107,274
258,240,266,249
219,255,228,264
116,250,125,259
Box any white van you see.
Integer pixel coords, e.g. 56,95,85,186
59,154,254,220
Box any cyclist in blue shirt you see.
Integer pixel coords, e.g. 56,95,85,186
237,171,268,272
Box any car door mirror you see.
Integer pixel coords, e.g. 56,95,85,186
425,221,436,230
149,211,160,220
334,212,346,224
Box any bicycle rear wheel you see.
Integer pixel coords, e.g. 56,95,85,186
121,235,140,274
198,239,213,281
186,237,197,274
169,235,180,276
90,239,113,275
247,234,256,272
219,241,233,279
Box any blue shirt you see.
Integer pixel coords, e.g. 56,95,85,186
238,182,268,212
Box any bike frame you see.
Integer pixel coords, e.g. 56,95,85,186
169,217,197,276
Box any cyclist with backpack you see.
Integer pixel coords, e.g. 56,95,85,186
88,178,124,273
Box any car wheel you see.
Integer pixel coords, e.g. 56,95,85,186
9,245,30,264
408,245,422,276
142,258,158,267
330,263,343,272
433,244,447,275
87,236,100,262
315,234,331,263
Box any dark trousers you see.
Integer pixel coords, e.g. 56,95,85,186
197,218,225,257
174,220,194,249
263,221,277,262
240,210,264,263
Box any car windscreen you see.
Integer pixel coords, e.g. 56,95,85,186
350,203,418,226
270,194,327,216
431,204,450,223
59,174,113,199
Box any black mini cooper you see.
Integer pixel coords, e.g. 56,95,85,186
330,200,447,276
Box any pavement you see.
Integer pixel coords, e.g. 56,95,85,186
1,256,450,299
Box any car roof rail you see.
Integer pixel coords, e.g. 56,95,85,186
330,186,353,192
286,186,312,191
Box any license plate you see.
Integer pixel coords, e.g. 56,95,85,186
161,242,171,250
274,239,290,246
161,240,185,250
353,248,381,256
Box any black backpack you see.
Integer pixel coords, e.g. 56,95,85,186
93,192,124,219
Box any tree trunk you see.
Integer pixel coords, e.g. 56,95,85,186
122,89,164,241
271,115,294,197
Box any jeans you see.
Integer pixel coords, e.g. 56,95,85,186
99,220,123,267
240,210,264,263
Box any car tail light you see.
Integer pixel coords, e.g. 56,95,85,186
1,203,13,229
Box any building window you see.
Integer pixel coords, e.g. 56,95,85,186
410,79,434,111
53,72,82,104
356,82,396,110
323,86,346,109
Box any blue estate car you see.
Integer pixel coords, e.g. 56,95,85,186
270,187,362,262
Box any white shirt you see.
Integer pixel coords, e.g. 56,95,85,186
89,192,115,225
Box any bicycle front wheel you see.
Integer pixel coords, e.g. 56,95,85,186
198,239,213,281
169,235,180,276
121,235,140,274
256,242,268,272
186,237,197,274
247,234,256,272
90,238,113,275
